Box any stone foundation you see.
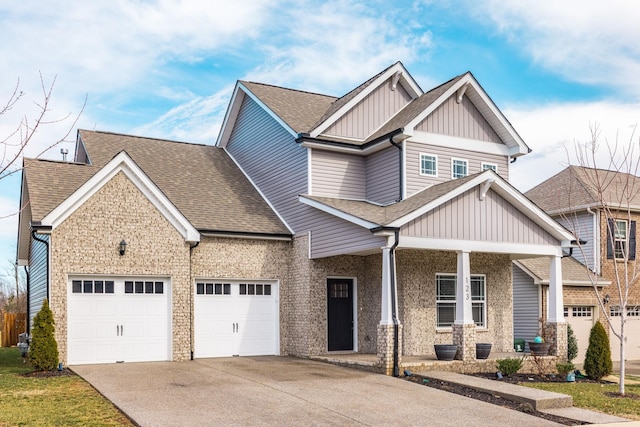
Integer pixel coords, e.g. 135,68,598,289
544,321,568,362
452,323,476,361
377,324,402,375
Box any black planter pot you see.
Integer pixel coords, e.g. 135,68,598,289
434,344,458,361
475,343,492,359
528,342,551,356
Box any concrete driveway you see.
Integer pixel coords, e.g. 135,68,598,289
72,357,563,427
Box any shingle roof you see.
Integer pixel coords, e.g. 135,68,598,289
516,256,608,286
240,81,336,134
526,166,640,213
24,130,290,235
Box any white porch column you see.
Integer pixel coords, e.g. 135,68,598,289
547,255,564,323
380,246,394,325
454,250,473,325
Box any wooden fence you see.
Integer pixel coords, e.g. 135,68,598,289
1,312,27,347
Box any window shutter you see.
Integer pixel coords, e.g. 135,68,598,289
630,220,636,261
606,219,614,259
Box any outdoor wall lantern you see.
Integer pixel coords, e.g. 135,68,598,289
118,240,127,256
604,294,610,305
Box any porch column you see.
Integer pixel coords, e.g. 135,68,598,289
452,250,476,361
380,247,394,325
545,255,567,359
377,245,401,374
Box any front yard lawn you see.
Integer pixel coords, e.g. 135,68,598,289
522,380,640,421
0,347,134,426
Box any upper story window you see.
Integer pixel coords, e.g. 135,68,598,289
436,274,486,328
451,158,468,179
420,154,438,176
482,162,497,173
614,219,628,259
606,219,636,261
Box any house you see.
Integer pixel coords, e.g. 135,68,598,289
17,62,575,375
525,166,640,361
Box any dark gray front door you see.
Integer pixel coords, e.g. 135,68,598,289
327,278,353,351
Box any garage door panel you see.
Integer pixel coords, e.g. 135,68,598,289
611,317,640,361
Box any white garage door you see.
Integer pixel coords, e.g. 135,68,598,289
564,306,594,363
194,280,279,358
68,278,171,365
610,308,640,361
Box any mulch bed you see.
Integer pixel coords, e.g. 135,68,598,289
22,368,76,378
405,373,590,426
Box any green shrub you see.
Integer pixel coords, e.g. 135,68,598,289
496,357,523,376
556,362,575,376
583,321,612,380
567,323,578,362
29,299,59,371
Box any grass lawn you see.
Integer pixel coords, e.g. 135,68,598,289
522,379,640,421
0,347,134,426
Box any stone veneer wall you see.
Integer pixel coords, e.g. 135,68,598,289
50,172,192,364
396,250,513,356
190,236,291,355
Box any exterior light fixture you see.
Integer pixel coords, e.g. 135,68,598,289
118,240,127,256
604,294,610,305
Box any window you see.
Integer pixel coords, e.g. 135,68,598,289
125,280,164,294
607,219,636,261
72,279,115,294
420,154,437,176
196,282,230,295
436,274,486,328
451,159,468,179
572,306,592,317
481,163,497,173
614,219,628,259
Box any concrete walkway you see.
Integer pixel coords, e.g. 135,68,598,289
74,356,566,427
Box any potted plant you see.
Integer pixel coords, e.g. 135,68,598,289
528,336,551,355
434,344,458,361
475,343,492,359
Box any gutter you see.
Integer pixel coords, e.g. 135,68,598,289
189,241,200,361
296,128,406,153
25,266,30,332
587,207,599,273
388,134,404,202
31,230,50,302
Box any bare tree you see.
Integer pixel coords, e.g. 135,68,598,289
565,124,640,396
0,260,27,313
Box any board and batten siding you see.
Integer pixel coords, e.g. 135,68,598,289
226,95,308,233
557,212,595,271
29,233,49,330
512,264,540,349
310,150,365,199
309,210,385,259
366,146,400,205
324,79,412,140
416,94,502,143
405,140,509,197
401,187,558,246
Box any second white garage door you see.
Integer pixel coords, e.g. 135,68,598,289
610,309,640,361
194,280,279,358
564,306,594,363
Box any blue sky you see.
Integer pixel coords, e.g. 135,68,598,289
1,0,639,284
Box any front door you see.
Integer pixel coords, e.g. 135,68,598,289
327,278,354,351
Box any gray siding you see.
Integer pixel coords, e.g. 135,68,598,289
366,147,400,205
513,264,540,349
401,188,558,245
324,79,412,139
309,210,385,259
416,94,502,143
557,212,595,270
29,233,48,331
310,150,365,199
226,95,308,233
405,140,509,197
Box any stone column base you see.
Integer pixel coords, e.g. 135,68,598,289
452,323,476,361
377,323,402,376
544,321,568,361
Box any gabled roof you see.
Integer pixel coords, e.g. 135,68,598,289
300,170,575,243
526,165,640,214
21,130,290,237
514,256,609,287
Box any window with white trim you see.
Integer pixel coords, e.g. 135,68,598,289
481,162,497,173
572,306,592,317
614,219,628,259
420,154,438,176
436,274,486,328
451,158,468,179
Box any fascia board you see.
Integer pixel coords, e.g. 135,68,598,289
215,83,245,148
298,196,380,229
400,236,563,257
41,152,200,243
410,132,511,157
310,63,419,138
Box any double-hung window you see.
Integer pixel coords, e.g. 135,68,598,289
436,274,486,328
420,154,437,176
451,158,468,179
614,219,628,259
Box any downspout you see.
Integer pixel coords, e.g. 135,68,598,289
189,241,200,360
24,266,30,332
587,207,598,273
390,229,400,377
31,230,49,302
389,135,404,202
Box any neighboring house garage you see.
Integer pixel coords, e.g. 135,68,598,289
67,277,171,365
610,308,640,361
194,280,279,358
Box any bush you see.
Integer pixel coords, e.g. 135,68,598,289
556,362,575,376
496,357,523,376
583,321,612,380
29,299,59,371
567,323,578,362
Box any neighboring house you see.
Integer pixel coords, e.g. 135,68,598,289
526,166,640,360
17,62,575,375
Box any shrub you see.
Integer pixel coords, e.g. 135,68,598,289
29,299,59,371
567,323,578,362
556,362,575,376
496,357,523,376
583,321,612,380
